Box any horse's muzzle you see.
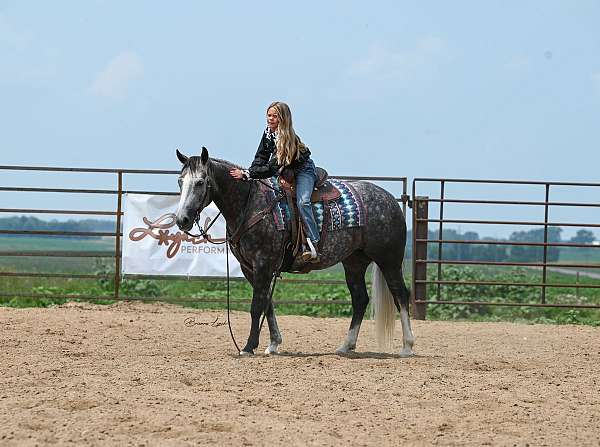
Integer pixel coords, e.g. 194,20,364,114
176,215,193,232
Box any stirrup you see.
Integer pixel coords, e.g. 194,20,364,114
301,238,318,262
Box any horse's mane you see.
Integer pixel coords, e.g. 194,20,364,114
212,158,243,170
187,156,243,174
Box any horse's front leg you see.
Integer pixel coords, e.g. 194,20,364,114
240,269,274,355
264,301,282,355
239,265,282,355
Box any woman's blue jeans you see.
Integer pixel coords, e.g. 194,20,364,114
295,159,320,243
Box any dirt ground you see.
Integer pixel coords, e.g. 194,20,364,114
1,302,599,446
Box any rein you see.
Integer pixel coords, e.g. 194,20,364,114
257,178,279,192
185,208,241,352
184,210,224,242
183,178,285,355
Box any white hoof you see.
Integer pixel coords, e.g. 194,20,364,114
399,348,415,358
239,350,254,356
264,343,280,355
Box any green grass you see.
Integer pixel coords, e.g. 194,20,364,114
1,237,599,325
423,265,600,325
559,246,600,263
556,247,600,276
0,236,115,273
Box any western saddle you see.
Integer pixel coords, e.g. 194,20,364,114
277,167,341,264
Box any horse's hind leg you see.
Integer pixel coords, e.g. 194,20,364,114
378,262,415,357
336,251,371,354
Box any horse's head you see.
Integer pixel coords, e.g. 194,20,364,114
175,146,212,232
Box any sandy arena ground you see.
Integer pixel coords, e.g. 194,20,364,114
1,301,599,446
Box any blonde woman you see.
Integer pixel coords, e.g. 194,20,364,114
230,101,319,261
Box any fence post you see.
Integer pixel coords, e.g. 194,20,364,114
411,196,429,320
114,171,123,300
541,183,550,304
437,181,445,300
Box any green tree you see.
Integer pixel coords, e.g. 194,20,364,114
570,229,596,244
508,228,562,262
569,229,597,263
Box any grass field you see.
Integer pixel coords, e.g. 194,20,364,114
559,246,600,262
0,236,115,273
0,235,114,251
556,247,600,276
1,236,599,325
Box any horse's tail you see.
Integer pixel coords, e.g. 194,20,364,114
371,263,395,351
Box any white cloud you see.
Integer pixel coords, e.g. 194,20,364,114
91,51,144,99
350,36,449,83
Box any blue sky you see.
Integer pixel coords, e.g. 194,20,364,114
1,1,599,237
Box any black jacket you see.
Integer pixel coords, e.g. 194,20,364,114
248,131,311,179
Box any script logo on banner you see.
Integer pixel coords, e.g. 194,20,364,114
122,194,243,277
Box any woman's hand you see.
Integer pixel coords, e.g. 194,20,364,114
229,168,245,180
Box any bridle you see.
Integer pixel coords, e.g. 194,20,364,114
182,180,218,240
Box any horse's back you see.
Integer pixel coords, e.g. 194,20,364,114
348,180,407,254
349,180,406,226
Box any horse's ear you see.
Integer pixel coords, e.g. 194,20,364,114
176,149,188,165
200,146,209,165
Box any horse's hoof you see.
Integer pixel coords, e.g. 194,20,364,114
264,344,280,355
335,345,354,355
239,350,254,356
399,348,415,358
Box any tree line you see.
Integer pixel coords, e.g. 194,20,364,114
0,216,114,238
405,228,597,262
1,216,597,261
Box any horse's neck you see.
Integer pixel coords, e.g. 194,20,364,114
210,161,252,230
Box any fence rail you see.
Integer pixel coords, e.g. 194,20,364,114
411,178,600,318
3,165,598,317
0,164,407,306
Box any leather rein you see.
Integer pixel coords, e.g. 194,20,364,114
182,178,285,354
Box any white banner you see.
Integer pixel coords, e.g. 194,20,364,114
122,194,243,277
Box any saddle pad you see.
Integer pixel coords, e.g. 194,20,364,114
263,178,365,233
262,178,287,231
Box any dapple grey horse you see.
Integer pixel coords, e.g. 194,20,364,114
175,147,415,356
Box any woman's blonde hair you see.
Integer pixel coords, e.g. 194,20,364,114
267,101,308,166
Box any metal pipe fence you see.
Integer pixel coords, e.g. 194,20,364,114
4,165,598,318
411,178,600,318
0,164,408,306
